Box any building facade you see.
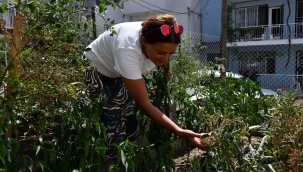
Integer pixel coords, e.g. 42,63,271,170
225,0,303,92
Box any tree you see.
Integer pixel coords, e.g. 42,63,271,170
0,0,119,137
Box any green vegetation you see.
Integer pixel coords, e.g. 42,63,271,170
0,0,302,171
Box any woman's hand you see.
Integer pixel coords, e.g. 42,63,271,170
120,76,212,151
178,129,211,151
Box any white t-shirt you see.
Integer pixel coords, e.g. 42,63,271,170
84,21,156,80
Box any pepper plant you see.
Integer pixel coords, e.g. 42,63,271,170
0,0,122,170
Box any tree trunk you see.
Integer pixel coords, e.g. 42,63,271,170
4,14,23,139
220,0,228,78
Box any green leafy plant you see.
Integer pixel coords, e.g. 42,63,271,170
35,97,107,171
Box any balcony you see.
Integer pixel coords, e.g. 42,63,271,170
227,23,303,47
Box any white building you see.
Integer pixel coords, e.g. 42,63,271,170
0,0,15,38
93,0,202,35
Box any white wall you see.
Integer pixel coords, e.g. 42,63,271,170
95,0,201,35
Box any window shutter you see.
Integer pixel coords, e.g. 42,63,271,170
258,5,268,25
236,8,246,27
297,1,303,22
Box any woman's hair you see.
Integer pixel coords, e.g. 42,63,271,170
141,14,181,44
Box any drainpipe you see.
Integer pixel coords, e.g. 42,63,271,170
220,0,227,78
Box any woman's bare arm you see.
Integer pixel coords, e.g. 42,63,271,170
121,76,209,150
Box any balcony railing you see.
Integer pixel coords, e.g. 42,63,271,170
257,74,303,93
231,23,303,42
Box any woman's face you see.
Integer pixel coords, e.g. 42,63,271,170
142,40,178,66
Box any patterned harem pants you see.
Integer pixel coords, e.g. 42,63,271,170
83,67,139,154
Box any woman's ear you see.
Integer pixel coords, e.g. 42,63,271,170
141,36,146,45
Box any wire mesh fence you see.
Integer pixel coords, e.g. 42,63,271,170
0,5,94,67
0,39,7,97
0,4,95,119
0,39,8,68
182,32,303,94
1,17,302,95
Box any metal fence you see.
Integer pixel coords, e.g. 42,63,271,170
0,39,7,68
0,5,94,66
1,19,303,95
182,32,303,94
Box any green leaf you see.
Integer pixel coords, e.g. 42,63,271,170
28,161,33,171
80,158,86,171
11,139,20,152
0,145,6,158
39,136,43,143
36,145,41,155
44,150,51,165
6,149,15,163
69,82,83,85
84,23,88,30
12,161,27,172
35,26,43,31
64,145,71,164
112,2,121,9
84,141,90,157
84,48,92,52
121,150,126,164
55,23,62,28
99,1,106,13
109,29,117,36
262,164,276,172
27,1,38,12
0,3,7,13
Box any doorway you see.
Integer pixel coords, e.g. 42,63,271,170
296,50,303,88
268,6,283,39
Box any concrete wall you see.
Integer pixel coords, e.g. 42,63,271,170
201,0,223,36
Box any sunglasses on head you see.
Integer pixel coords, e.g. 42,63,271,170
160,24,183,36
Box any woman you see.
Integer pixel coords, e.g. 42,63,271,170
83,14,209,158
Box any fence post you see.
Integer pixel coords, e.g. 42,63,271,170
5,14,23,139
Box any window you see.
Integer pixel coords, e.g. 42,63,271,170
236,5,268,28
296,1,303,37
297,0,303,23
239,51,276,74
3,8,16,29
